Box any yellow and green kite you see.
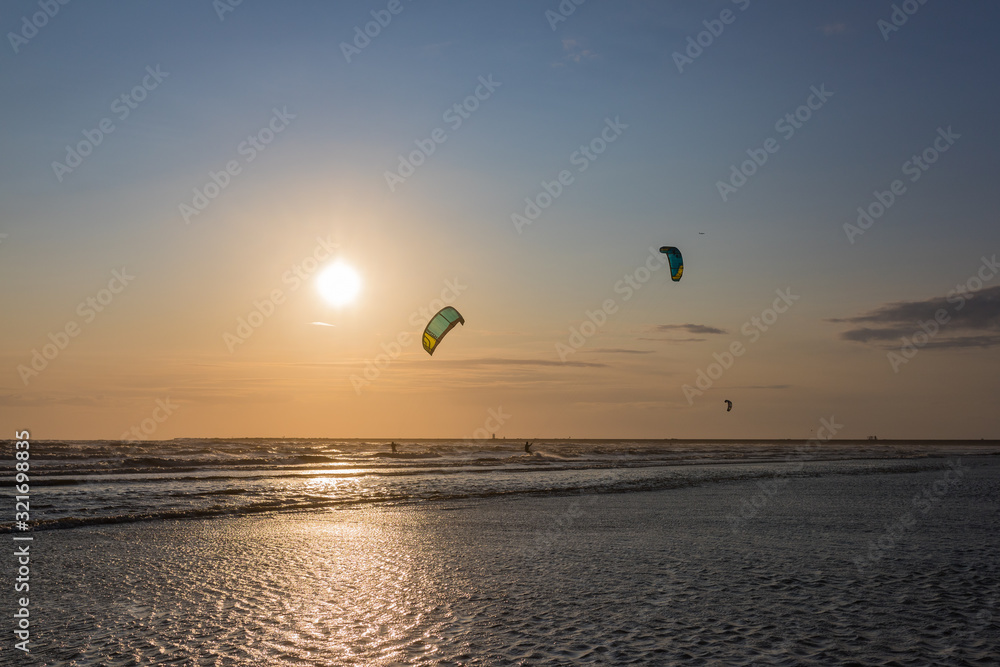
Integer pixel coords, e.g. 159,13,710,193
422,306,465,355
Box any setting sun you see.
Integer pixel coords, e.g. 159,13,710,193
316,261,361,307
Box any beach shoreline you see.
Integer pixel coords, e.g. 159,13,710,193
11,454,999,665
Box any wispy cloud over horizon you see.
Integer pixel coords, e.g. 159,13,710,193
832,287,1000,349
434,357,607,368
733,384,793,390
651,324,727,335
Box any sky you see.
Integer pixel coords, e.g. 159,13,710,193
2,0,999,440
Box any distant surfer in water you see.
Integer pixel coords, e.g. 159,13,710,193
390,442,397,454
524,441,532,453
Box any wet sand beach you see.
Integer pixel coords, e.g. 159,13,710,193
15,453,1000,665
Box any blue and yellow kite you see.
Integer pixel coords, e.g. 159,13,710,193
659,246,684,282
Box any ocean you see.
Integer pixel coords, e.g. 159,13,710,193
5,439,999,664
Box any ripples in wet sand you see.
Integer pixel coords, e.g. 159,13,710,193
24,458,1000,665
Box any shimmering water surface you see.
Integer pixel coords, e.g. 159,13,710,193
16,438,1000,530
7,440,1000,665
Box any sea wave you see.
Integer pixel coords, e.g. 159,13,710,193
8,440,994,532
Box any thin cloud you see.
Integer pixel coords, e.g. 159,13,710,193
581,348,654,355
652,324,727,335
434,357,607,368
0,393,113,407
920,334,1000,349
561,38,597,63
820,23,847,35
833,286,1000,349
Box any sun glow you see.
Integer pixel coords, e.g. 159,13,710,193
316,262,361,307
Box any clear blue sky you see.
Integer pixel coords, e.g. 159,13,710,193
2,1,999,439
